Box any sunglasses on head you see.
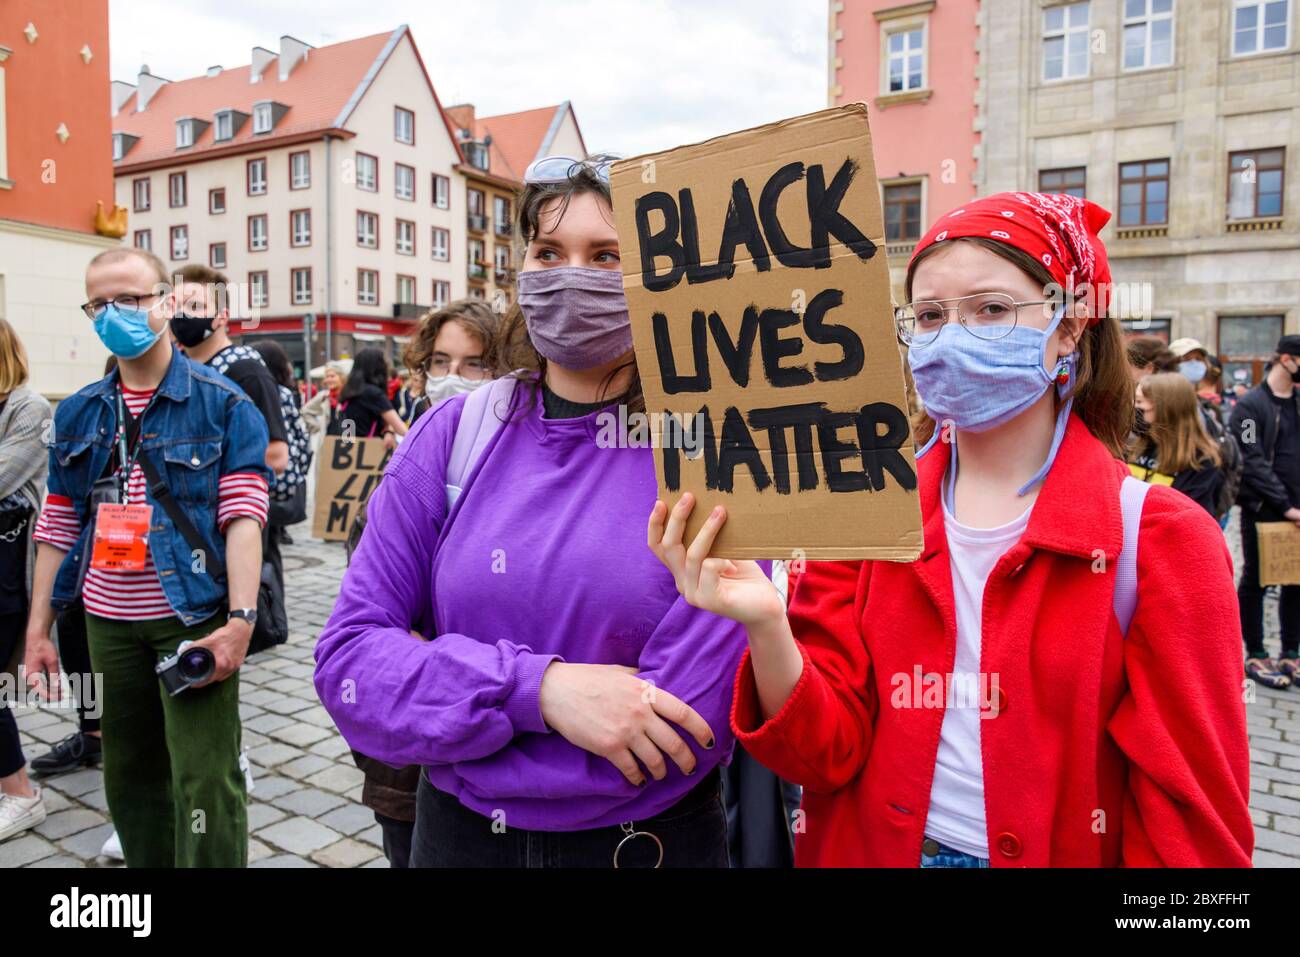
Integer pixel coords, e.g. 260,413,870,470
523,155,614,186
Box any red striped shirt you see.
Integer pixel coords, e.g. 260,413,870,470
33,387,269,621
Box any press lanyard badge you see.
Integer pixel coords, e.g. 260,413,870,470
90,502,151,570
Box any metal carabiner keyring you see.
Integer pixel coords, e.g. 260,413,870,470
613,821,664,869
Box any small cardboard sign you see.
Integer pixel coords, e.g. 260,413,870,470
1257,521,1300,585
312,437,392,542
609,104,922,560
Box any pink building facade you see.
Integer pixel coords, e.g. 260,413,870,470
830,0,980,294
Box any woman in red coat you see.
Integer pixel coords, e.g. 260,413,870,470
649,192,1253,867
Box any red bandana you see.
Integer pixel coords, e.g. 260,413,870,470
908,192,1113,324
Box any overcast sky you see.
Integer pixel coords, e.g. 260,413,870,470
108,0,828,157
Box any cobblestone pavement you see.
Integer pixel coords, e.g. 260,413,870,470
4,511,1299,867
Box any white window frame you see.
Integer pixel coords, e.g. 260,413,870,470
250,272,268,308
1123,0,1175,71
395,163,415,201
1232,0,1292,56
885,25,927,93
175,119,194,149
396,219,415,256
434,174,450,209
134,229,151,251
291,151,310,189
358,269,378,306
356,153,377,192
252,102,273,134
357,211,378,248
214,111,233,142
395,107,414,145
209,188,226,214
248,158,267,196
134,178,151,211
396,274,416,305
170,225,188,261
169,172,186,208
210,242,227,269
291,209,311,247
1043,1,1092,82
433,280,450,310
432,227,449,261
249,214,268,252
292,268,312,305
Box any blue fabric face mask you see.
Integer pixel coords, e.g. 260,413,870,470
1179,359,1207,384
93,302,163,360
909,305,1077,496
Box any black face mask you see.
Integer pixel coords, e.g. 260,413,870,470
170,312,215,348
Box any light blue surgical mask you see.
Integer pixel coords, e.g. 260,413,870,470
93,302,163,360
909,305,1076,496
1179,359,1207,384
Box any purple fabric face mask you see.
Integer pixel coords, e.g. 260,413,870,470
516,266,633,370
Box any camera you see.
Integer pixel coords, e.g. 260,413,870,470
155,641,215,696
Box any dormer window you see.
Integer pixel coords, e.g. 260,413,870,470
215,111,233,141
465,141,490,171
253,102,273,134
112,132,139,161
174,117,209,150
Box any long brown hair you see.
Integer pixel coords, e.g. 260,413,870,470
1131,372,1222,473
0,318,30,394
490,156,644,417
904,236,1133,458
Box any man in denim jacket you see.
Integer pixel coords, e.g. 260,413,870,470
23,247,270,867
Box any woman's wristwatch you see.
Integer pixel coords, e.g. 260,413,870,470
228,608,258,628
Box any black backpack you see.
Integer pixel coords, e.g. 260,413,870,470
1200,405,1243,520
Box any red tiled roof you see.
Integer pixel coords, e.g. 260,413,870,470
447,103,586,183
112,30,394,168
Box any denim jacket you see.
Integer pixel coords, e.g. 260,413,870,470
47,347,271,625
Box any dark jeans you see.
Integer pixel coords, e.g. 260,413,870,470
376,811,414,868
410,768,729,868
1239,506,1300,659
54,600,100,735
0,610,26,778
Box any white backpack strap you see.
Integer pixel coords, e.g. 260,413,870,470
1114,475,1150,638
444,376,519,510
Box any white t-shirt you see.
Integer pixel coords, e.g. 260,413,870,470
924,497,1032,858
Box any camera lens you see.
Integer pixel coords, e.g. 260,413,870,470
177,647,215,684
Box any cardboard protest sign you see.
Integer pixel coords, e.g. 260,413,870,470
609,104,922,560
312,437,392,542
1257,522,1300,585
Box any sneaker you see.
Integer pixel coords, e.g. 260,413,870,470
1246,657,1292,689
30,731,102,777
0,788,46,842
1278,657,1300,685
100,829,124,861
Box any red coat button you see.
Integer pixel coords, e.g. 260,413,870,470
996,831,1022,858
981,686,1009,715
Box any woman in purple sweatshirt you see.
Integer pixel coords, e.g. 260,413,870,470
314,157,750,867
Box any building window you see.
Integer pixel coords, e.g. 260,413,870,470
432,227,450,261
247,158,267,196
249,271,268,308
1119,316,1171,341
396,219,415,255
494,196,512,237
1038,166,1087,198
134,229,151,251
358,269,378,306
290,151,310,189
291,209,311,247
395,163,415,201
356,152,378,192
175,119,194,149
465,142,490,171
1043,1,1091,81
357,211,378,248
468,188,486,231
395,107,415,145
210,242,227,269
1233,0,1291,55
1229,148,1285,219
1221,314,1285,385
248,213,268,251
1123,0,1174,70
112,134,124,161
133,177,151,212
170,225,189,260
469,239,486,280
883,183,923,242
209,188,226,214
292,267,312,305
252,102,273,134
214,111,233,142
169,172,187,208
494,243,511,276
1118,159,1169,226
433,280,450,309
433,174,450,209
886,27,925,92
397,274,416,305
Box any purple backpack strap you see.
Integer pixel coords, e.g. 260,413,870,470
444,375,519,509
1114,474,1150,638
